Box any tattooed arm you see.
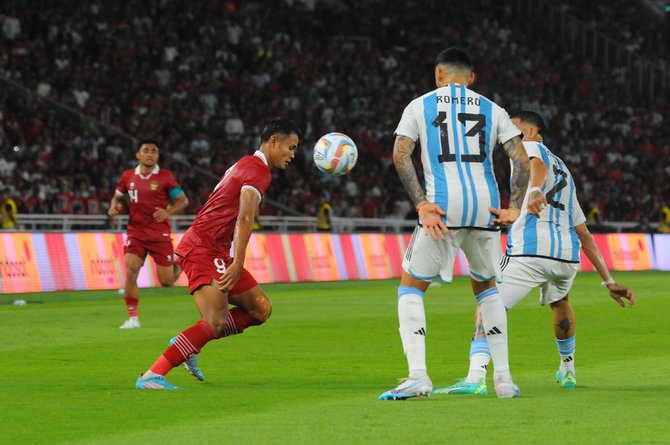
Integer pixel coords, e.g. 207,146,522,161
503,135,530,210
392,135,426,207
490,135,530,226
393,134,448,239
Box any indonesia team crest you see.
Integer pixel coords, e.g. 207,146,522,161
150,181,159,191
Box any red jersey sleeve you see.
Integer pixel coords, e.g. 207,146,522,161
164,171,182,197
115,171,129,194
240,158,271,198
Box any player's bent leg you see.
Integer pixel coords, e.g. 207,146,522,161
120,253,144,329
193,281,231,338
135,281,222,389
172,262,183,285
164,282,270,385
150,241,181,287
156,263,177,287
228,285,272,331
550,296,577,388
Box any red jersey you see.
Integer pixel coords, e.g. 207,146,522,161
176,151,271,257
115,165,182,241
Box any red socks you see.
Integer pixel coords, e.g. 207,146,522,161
125,296,138,317
222,307,263,336
150,320,216,375
148,310,264,376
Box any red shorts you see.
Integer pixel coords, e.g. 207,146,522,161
124,236,175,267
177,248,258,295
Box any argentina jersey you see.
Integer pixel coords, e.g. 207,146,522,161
395,84,520,229
507,142,587,262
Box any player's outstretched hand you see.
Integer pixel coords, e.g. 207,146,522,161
217,261,243,293
607,283,635,308
490,207,520,227
153,207,169,222
527,190,548,217
418,203,448,240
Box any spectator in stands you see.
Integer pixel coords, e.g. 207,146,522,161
0,0,667,224
1,188,17,229
658,201,670,233
585,199,600,222
316,194,332,232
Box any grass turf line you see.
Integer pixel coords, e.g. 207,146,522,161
0,271,668,444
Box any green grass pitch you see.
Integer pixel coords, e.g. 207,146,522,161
1,271,669,444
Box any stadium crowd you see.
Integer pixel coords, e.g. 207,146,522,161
0,0,668,226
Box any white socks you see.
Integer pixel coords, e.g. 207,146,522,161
556,336,576,374
477,287,512,385
398,286,427,379
466,338,491,383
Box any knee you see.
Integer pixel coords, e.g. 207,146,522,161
550,296,570,309
158,277,173,287
126,265,141,280
208,315,230,339
252,295,272,323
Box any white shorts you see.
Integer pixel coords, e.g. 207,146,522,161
402,227,501,284
499,255,580,308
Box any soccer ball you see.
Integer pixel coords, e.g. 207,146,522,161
313,132,358,176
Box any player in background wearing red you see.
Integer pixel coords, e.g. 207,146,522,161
135,118,302,389
109,141,189,329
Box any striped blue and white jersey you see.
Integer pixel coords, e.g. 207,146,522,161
507,141,586,263
395,83,520,229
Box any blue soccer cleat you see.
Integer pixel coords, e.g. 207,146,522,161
556,370,577,389
169,336,205,381
433,378,488,395
135,374,181,390
378,376,433,401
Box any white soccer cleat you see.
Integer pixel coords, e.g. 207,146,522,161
378,375,433,400
495,382,520,398
119,318,141,329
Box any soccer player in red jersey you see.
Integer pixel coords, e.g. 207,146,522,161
135,118,302,389
109,141,189,329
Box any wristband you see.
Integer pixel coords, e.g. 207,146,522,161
528,186,543,194
600,277,615,286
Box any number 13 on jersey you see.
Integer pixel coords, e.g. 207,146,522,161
432,111,487,163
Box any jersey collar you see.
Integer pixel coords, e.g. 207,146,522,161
134,164,160,179
253,150,269,167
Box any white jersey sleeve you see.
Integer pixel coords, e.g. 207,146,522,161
495,107,522,145
522,141,544,159
394,102,420,141
572,200,587,226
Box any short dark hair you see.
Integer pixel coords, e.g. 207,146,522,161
435,47,473,70
260,118,303,143
509,111,546,135
138,139,159,150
